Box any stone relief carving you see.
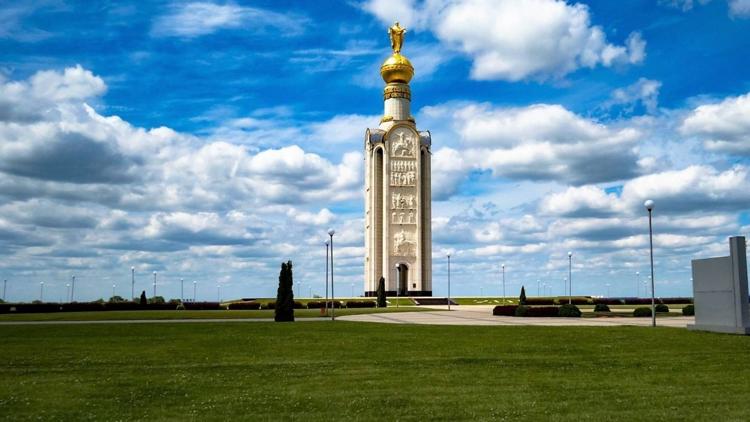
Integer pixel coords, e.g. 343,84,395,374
391,160,416,172
390,130,416,158
390,171,416,186
391,210,416,224
393,229,416,256
391,193,416,209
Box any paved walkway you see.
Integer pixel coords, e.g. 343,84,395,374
339,305,695,327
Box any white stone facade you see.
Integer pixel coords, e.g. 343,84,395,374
364,84,432,297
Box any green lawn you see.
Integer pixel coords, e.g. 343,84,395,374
0,307,429,322
1,322,748,420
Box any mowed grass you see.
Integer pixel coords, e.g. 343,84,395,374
0,307,429,322
1,323,749,421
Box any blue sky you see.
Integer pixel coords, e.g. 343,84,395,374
1,0,749,302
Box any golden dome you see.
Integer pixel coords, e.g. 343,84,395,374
380,53,414,84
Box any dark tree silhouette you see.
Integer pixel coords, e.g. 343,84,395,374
139,290,147,306
274,261,295,322
519,286,527,306
376,277,387,308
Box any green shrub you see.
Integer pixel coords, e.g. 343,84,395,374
682,304,695,316
594,303,610,312
655,303,669,313
228,302,261,310
515,305,529,317
559,304,582,317
148,296,165,305
633,307,652,317
492,305,518,316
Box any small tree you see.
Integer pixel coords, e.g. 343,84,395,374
376,277,387,308
139,290,147,306
274,260,295,322
108,295,125,303
519,286,527,305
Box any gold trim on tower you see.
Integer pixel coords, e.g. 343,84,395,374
383,83,411,101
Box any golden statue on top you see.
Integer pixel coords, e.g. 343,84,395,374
388,22,407,53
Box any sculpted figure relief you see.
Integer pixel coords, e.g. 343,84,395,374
392,193,416,209
393,229,416,256
391,131,415,158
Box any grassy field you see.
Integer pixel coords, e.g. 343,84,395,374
0,307,429,322
1,322,749,420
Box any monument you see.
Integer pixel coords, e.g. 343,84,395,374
364,22,432,297
689,236,749,335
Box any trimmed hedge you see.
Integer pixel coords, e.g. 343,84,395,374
655,303,669,313
515,306,560,317
555,298,590,305
345,300,376,308
306,301,344,309
682,304,695,316
524,298,555,305
558,304,582,318
228,302,262,310
593,298,624,305
633,307,652,317
593,303,611,312
182,302,223,310
492,305,518,316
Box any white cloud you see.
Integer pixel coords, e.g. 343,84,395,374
151,2,306,38
363,0,645,81
729,0,750,16
608,78,662,114
422,102,643,190
680,91,750,155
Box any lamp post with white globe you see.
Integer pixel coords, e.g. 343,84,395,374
568,251,573,304
152,271,157,298
328,228,336,321
636,271,640,297
131,266,135,301
446,253,451,311
645,199,656,327
193,280,197,302
324,240,329,316
501,263,505,304
395,263,400,309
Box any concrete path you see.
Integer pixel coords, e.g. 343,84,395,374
338,305,695,328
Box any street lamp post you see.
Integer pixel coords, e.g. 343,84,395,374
537,279,541,297
645,199,656,327
324,240,329,316
66,283,70,302
71,275,75,302
351,282,354,298
40,281,44,301
3,279,7,302
395,264,400,309
217,284,221,302
193,281,197,302
152,271,157,298
568,251,573,304
131,267,135,301
112,284,116,299
328,229,336,321
180,278,184,303
501,263,505,304
447,253,451,311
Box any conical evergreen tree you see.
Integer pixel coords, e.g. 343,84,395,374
274,260,295,322
519,286,527,305
376,277,387,308
139,290,147,306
